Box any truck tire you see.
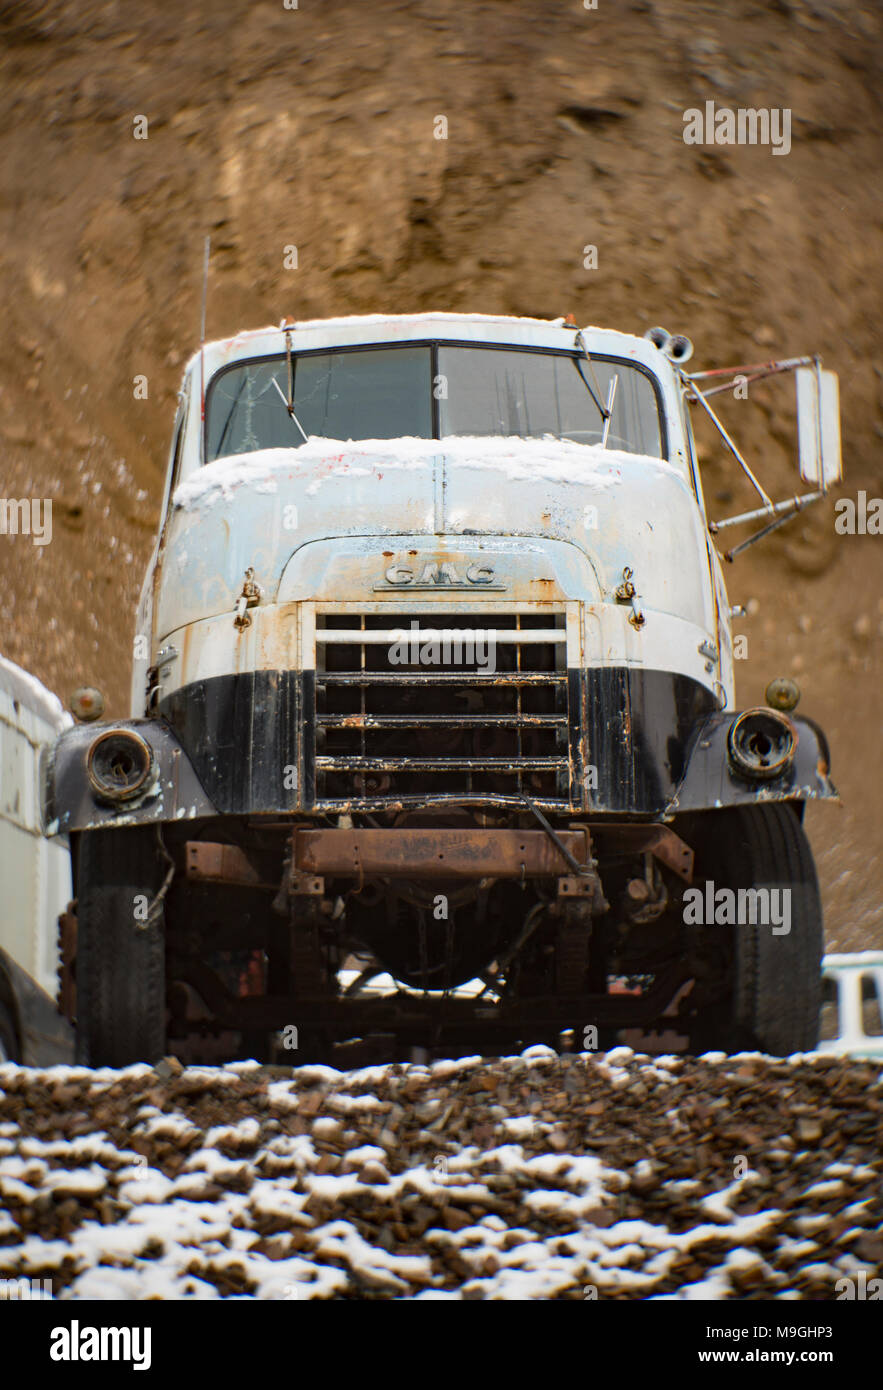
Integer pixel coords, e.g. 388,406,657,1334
74,827,167,1067
0,999,18,1062
689,803,823,1056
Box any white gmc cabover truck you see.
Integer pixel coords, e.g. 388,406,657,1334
42,312,843,1065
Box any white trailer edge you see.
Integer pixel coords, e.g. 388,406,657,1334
0,654,74,1064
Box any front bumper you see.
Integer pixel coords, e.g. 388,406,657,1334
42,686,837,835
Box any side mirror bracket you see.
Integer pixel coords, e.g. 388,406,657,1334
683,352,843,560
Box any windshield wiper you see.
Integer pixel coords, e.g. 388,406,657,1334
269,325,309,442
573,330,611,426
601,373,618,449
270,375,309,442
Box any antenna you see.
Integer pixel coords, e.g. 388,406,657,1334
200,235,210,344
199,236,210,439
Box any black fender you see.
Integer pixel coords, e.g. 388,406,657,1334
41,718,217,835
665,710,837,815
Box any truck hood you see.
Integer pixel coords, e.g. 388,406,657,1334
157,438,713,636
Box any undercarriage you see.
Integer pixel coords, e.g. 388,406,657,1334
186,812,694,1048
65,807,754,1064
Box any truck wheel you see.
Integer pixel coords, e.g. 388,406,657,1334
74,827,167,1067
688,804,823,1056
0,1000,19,1062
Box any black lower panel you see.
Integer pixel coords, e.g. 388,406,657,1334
160,668,715,816
161,671,302,815
580,667,716,813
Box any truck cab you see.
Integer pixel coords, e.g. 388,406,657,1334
43,313,839,1064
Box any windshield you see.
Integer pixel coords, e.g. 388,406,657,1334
205,344,665,462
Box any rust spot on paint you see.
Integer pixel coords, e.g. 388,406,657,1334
178,623,192,674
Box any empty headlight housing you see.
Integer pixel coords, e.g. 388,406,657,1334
727,707,797,781
87,729,155,803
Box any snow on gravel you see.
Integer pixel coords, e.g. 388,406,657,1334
0,1048,880,1300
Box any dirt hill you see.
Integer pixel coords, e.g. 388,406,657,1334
0,0,880,947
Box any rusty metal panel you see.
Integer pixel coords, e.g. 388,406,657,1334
594,823,694,882
643,826,694,881
185,841,263,885
294,827,591,879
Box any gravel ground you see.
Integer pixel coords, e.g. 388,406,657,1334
0,1047,880,1301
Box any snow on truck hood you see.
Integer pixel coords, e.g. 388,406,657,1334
172,437,685,513
157,434,712,650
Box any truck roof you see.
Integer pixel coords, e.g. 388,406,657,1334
188,313,672,382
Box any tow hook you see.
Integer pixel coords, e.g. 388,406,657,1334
233,566,262,630
615,566,645,629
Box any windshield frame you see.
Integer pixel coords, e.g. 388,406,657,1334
202,339,670,463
